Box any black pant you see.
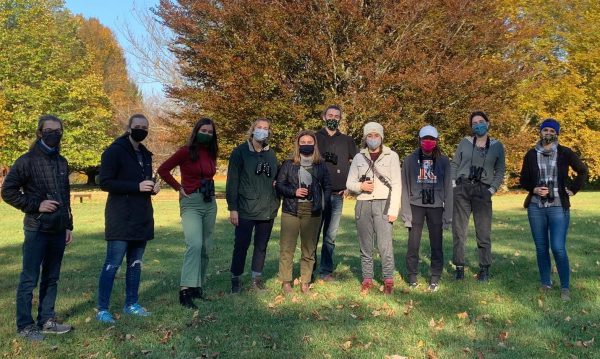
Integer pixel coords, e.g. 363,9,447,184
230,218,274,277
16,230,66,330
406,205,444,283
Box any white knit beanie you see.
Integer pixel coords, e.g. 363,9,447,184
363,122,384,139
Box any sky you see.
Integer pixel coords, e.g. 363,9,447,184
65,0,164,98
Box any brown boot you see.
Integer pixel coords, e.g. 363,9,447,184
281,282,293,294
301,283,310,294
383,278,394,295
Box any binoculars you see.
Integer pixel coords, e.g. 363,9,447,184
468,165,484,183
199,179,215,202
538,180,555,203
255,161,272,177
359,175,371,182
421,188,435,205
323,151,338,165
299,182,313,201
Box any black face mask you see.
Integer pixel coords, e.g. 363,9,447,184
299,145,314,155
41,130,62,148
325,119,339,131
130,128,148,142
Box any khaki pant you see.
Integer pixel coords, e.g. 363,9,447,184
278,202,321,284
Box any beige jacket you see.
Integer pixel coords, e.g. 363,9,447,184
346,145,402,217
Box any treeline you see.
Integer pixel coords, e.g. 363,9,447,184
0,0,141,176
157,0,600,186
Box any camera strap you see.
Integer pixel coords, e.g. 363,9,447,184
361,153,393,214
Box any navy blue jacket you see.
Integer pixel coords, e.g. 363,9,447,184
99,135,154,241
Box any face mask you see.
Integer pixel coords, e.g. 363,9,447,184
196,132,213,144
299,144,314,155
472,122,488,137
325,119,339,131
366,138,381,150
540,134,557,145
253,128,269,142
420,139,437,153
130,128,148,142
41,130,62,148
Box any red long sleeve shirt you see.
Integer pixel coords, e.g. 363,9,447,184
157,146,216,193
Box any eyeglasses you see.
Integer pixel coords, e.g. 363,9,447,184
42,128,63,135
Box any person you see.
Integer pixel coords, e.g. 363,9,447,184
400,125,452,292
1,115,73,341
276,130,331,294
314,105,358,281
520,118,587,301
96,114,160,322
451,111,505,282
158,118,218,308
226,118,280,294
346,122,401,295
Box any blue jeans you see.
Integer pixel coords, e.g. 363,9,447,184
316,194,344,276
97,240,147,311
527,205,570,289
16,230,66,330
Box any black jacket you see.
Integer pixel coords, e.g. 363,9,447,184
315,128,358,192
99,135,154,241
1,141,73,233
276,159,332,216
520,144,588,209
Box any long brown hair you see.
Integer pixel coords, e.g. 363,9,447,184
187,118,218,161
291,130,322,165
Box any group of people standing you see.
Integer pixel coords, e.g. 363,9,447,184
1,108,587,341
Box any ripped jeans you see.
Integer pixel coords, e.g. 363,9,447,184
97,240,147,311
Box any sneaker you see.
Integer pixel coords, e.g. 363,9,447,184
409,282,420,289
455,266,465,280
41,318,72,334
231,277,242,294
560,288,571,302
17,324,44,341
540,284,552,293
360,278,374,294
123,303,151,317
251,276,266,291
383,278,394,295
428,283,439,292
96,310,116,323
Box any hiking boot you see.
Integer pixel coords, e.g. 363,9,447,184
561,288,571,302
383,278,394,295
301,283,310,294
123,303,151,317
360,278,374,294
251,276,266,291
281,282,293,294
17,324,44,341
455,266,465,280
231,277,242,294
477,265,490,282
96,310,115,324
41,318,72,334
191,287,207,300
179,288,198,309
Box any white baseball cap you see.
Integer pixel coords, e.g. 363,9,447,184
419,125,439,139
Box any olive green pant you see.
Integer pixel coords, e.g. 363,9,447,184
279,202,321,284
179,192,217,288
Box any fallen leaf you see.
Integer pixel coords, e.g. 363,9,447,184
538,298,544,308
457,311,469,319
336,304,344,310
477,351,485,359
514,250,520,257
125,333,134,340
403,300,414,315
113,313,121,320
85,317,92,323
141,349,152,355
417,340,424,348
499,331,509,342
341,340,353,351
564,316,572,322
426,348,439,359
372,310,381,317
302,335,312,344
429,317,445,330
463,347,472,353
159,330,172,344
385,356,408,359
350,314,358,319
349,302,360,309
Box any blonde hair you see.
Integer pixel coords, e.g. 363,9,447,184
291,130,322,165
246,118,273,140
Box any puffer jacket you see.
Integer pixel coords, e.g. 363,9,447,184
276,159,332,217
1,141,73,233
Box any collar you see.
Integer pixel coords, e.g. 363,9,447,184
360,145,391,156
247,139,270,152
319,127,341,137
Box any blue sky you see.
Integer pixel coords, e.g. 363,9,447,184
65,0,163,97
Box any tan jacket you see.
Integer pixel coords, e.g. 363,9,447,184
346,145,402,217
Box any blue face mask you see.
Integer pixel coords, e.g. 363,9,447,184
472,122,488,137
253,128,269,142
366,138,381,150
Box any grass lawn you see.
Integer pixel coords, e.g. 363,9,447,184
0,190,598,358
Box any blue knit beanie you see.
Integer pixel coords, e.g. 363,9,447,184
540,118,560,134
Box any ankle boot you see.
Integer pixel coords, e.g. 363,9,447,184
281,282,293,294
477,265,489,282
455,266,465,280
231,277,242,294
251,276,266,291
383,278,394,295
300,283,310,294
191,287,207,300
179,288,198,309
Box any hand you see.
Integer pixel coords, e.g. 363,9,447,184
65,229,73,245
565,187,574,196
337,189,346,196
152,182,161,194
296,188,309,198
229,210,239,226
139,180,155,192
360,180,374,193
273,180,277,188
179,188,190,199
39,200,60,213
534,186,549,197
388,215,397,223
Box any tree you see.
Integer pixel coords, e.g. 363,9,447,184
157,0,528,166
0,0,114,174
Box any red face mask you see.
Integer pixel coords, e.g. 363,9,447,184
420,139,437,153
